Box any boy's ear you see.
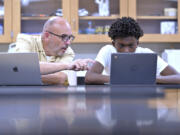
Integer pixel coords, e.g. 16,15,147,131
136,40,139,48
137,40,139,45
112,41,115,46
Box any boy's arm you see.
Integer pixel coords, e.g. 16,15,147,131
85,61,109,84
156,65,180,84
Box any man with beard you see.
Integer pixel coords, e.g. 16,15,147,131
12,16,94,85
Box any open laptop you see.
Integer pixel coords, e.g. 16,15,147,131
110,53,157,85
0,53,43,85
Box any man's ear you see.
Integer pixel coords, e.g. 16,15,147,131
42,32,50,43
44,31,49,38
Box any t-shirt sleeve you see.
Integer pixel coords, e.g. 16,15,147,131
156,56,168,75
95,45,111,68
143,48,168,75
136,47,168,75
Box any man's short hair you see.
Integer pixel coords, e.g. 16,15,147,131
108,17,144,40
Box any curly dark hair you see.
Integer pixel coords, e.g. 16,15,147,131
108,17,144,40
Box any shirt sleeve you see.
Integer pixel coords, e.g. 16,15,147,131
156,56,168,75
13,34,34,53
136,47,168,75
95,45,113,68
144,48,168,75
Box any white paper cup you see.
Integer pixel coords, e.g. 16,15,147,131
67,70,77,86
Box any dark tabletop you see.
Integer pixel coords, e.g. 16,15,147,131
0,85,180,135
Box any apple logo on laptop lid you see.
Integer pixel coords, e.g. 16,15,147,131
12,66,18,72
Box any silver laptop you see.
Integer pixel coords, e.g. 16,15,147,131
110,53,157,85
0,53,43,85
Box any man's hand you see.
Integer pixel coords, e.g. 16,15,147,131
67,59,95,71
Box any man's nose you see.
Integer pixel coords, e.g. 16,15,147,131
64,40,71,46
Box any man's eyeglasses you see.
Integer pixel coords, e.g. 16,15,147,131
46,31,75,42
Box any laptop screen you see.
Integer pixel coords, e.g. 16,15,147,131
110,53,157,85
0,53,42,85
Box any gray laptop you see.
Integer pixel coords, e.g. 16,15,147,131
0,53,43,85
110,53,157,85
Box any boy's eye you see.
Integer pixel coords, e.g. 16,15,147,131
129,45,134,48
118,44,124,48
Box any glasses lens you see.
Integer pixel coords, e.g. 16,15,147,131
69,35,75,41
62,34,75,42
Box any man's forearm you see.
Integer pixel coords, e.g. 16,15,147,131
41,72,68,85
40,62,69,75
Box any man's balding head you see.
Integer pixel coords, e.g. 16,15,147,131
41,16,73,57
42,16,71,33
